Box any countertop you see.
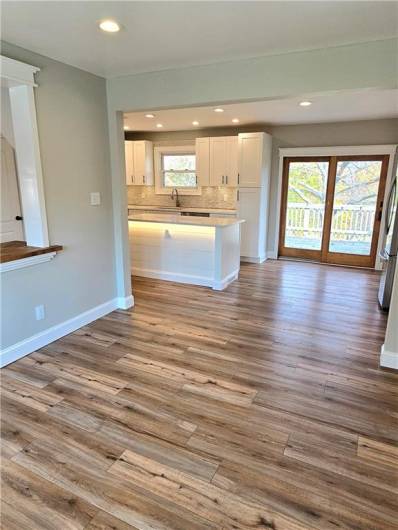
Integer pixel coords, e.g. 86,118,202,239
128,213,244,228
128,205,237,215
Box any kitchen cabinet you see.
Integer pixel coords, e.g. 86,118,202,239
238,132,271,187
125,140,154,186
238,188,266,261
195,137,210,186
237,132,272,262
209,136,238,187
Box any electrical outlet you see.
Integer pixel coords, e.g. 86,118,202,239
90,192,101,206
35,305,45,321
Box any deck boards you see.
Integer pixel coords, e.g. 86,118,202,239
1,260,397,530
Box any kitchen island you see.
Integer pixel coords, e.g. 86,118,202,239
128,213,244,290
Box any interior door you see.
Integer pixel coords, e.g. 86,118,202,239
1,137,24,242
279,155,389,267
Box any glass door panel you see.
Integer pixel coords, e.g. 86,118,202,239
328,160,383,256
283,160,329,251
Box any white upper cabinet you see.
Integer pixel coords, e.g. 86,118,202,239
238,132,271,187
209,136,238,187
225,136,238,187
195,137,210,186
125,141,134,185
125,140,154,186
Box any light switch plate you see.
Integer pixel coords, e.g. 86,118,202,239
35,305,45,321
90,192,101,206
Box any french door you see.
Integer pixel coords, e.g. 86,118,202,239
279,155,389,267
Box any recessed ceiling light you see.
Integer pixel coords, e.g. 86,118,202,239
299,101,312,107
214,108,224,113
232,118,240,123
156,123,163,128
99,20,120,33
123,125,130,130
192,121,199,126
145,113,155,119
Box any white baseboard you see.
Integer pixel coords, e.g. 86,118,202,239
0,294,134,368
380,344,398,370
213,270,239,291
132,266,239,291
117,294,134,309
240,254,267,264
132,266,213,288
266,250,278,260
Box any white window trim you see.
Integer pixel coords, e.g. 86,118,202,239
1,55,49,248
273,144,398,270
0,252,57,273
154,145,201,195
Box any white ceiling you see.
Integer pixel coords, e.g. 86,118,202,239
123,89,398,130
2,1,398,78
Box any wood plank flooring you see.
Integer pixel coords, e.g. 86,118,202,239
1,260,397,530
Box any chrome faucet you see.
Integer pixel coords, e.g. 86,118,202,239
171,188,181,208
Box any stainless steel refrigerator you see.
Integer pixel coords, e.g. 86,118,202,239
378,157,398,310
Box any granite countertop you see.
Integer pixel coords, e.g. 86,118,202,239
128,205,237,215
128,213,244,228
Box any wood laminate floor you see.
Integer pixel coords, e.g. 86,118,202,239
1,260,397,530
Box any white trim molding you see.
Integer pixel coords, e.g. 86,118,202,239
274,144,398,269
241,255,267,264
116,294,135,309
0,252,56,273
0,55,39,88
380,344,398,370
0,296,135,368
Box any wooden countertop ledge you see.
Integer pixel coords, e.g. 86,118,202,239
0,241,63,264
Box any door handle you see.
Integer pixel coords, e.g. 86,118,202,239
15,215,23,221
226,175,228,185
143,175,146,184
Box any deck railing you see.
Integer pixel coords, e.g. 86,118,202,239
286,203,375,241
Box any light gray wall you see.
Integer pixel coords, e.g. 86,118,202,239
1,42,115,350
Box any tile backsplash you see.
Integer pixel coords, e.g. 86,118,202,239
127,186,237,209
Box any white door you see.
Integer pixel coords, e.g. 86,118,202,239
238,133,263,187
195,137,210,186
210,137,227,186
1,137,24,242
125,141,134,185
225,136,238,186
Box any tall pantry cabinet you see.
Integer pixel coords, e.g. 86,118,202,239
238,132,272,262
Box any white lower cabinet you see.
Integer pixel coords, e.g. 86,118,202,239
238,188,266,262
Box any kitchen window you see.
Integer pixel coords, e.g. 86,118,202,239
162,153,196,188
154,144,201,195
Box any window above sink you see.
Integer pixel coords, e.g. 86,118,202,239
154,145,201,195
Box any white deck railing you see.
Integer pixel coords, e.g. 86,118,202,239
286,203,375,241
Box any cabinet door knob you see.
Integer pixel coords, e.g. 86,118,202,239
15,215,23,221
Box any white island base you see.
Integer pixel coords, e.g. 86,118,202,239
128,214,244,290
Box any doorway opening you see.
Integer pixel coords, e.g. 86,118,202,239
278,155,389,267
